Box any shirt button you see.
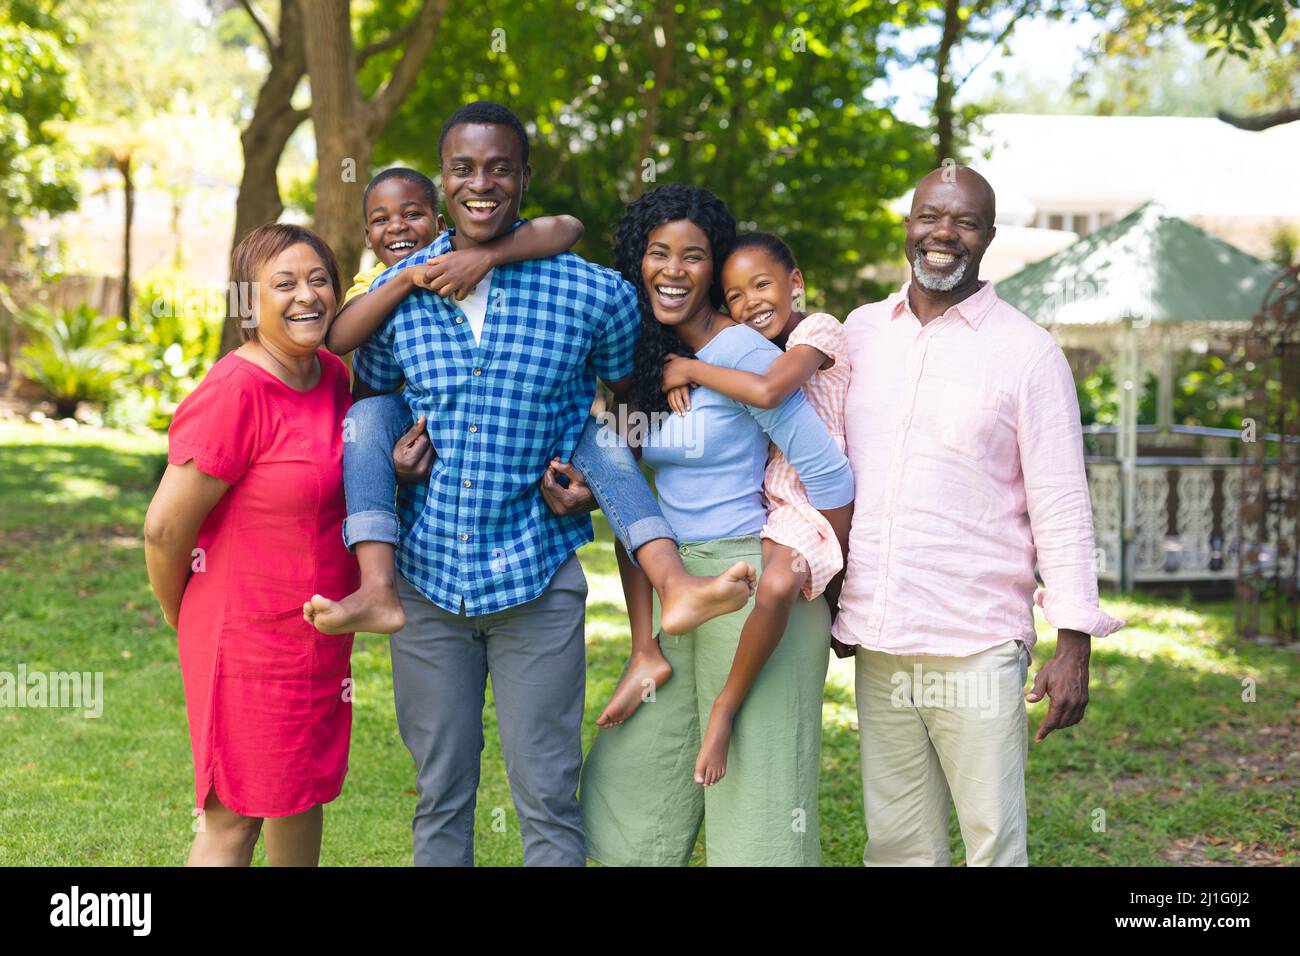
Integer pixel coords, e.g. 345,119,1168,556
900,417,910,428
455,316,464,323
469,424,478,433
463,479,472,488
473,368,482,376
459,533,469,541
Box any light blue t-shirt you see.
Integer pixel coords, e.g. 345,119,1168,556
642,324,853,542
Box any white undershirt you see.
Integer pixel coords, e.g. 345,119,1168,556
458,269,494,345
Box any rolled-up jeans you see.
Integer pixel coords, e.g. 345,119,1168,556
341,393,677,561
341,392,410,550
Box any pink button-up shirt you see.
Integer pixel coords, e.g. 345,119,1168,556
832,280,1123,656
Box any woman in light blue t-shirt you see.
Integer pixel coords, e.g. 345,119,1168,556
579,185,853,866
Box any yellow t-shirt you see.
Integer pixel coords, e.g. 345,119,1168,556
344,261,388,306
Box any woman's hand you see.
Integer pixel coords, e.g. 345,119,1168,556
162,601,181,630
413,247,495,300
661,354,696,392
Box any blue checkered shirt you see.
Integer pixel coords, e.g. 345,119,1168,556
353,221,641,615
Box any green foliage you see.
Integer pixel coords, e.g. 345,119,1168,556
1270,224,1300,267
110,276,224,431
368,0,932,315
0,2,80,219
16,304,128,418
282,162,318,219
978,27,1273,117
1077,348,1252,430
1090,0,1298,59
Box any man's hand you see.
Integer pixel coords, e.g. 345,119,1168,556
540,459,597,515
393,416,434,484
413,247,494,300
830,637,856,660
1025,629,1091,742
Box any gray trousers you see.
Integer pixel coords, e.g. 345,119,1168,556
391,555,588,866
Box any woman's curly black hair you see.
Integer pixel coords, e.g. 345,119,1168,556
613,183,737,417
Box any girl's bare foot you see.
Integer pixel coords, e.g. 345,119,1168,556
303,582,406,635
597,645,673,727
695,703,736,787
659,561,756,637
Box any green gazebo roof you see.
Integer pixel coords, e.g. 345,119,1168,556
996,202,1280,327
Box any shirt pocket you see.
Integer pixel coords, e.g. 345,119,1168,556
936,382,1003,462
219,608,315,681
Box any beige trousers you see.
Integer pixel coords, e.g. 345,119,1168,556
854,640,1030,866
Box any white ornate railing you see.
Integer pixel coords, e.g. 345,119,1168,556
1085,457,1287,584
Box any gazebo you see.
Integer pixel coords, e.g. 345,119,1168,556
997,202,1281,591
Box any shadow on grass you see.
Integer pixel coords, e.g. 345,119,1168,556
2,425,1297,866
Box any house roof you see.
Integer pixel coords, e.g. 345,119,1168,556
995,202,1282,326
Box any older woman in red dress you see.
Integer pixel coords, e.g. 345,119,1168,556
144,224,360,866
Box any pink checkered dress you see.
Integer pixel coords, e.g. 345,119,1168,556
761,312,852,599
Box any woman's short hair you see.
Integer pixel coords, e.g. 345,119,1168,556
229,224,342,342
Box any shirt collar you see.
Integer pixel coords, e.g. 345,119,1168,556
890,278,997,330
435,217,528,257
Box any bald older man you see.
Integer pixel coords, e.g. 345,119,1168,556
833,166,1123,866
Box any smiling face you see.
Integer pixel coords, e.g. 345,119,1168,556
365,178,441,267
904,168,997,294
640,218,717,328
440,122,531,247
253,243,337,354
721,247,804,342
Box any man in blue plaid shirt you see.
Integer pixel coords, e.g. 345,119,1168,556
353,103,639,866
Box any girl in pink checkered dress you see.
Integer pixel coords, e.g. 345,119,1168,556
660,232,853,786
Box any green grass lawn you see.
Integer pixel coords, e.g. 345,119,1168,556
1,419,1296,866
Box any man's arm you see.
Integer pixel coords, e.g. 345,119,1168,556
1017,341,1124,742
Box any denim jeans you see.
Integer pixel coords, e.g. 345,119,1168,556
342,392,411,550
340,395,677,561
570,413,677,563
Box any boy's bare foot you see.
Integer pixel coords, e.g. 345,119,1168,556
597,646,673,728
695,703,737,787
303,582,406,635
659,561,756,637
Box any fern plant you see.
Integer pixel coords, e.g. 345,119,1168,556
17,304,127,419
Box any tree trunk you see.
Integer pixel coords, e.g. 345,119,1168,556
220,0,308,356
632,0,678,198
220,0,445,354
116,153,134,326
933,0,961,167
299,0,366,282
301,0,447,283
301,0,367,282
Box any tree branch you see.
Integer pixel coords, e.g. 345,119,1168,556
366,0,449,137
952,0,1039,93
236,0,277,52
1218,106,1300,131
357,18,418,65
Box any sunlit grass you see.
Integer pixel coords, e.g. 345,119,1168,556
1,419,1296,866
